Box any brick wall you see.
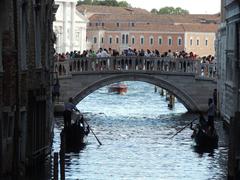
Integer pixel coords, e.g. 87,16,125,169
88,30,185,53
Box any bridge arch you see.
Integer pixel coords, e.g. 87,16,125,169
72,74,199,112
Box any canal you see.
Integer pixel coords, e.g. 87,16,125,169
53,81,228,180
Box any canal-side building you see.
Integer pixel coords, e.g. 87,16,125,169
217,0,240,178
77,5,220,57
54,0,88,53
0,0,56,177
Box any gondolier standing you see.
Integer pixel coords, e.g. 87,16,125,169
64,97,79,128
207,98,215,132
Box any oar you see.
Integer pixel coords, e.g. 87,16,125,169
83,118,102,145
170,117,198,139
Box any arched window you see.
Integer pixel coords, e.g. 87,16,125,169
109,36,112,44
126,34,129,44
116,36,119,44
131,36,135,45
205,38,208,46
140,35,144,45
122,34,125,44
168,36,172,46
178,37,182,46
196,38,200,46
94,37,97,44
190,38,193,46
158,36,163,45
149,36,154,45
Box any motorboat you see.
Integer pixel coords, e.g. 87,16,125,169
108,82,127,94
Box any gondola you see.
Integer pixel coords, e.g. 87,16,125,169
60,116,90,152
191,126,218,148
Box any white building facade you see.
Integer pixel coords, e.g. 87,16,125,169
54,0,88,53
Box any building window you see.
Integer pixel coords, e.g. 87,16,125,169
102,22,104,26
3,112,14,138
132,22,135,27
116,36,119,44
205,39,208,46
34,6,41,68
178,37,182,46
101,37,104,43
226,56,233,81
94,37,97,44
89,22,92,26
20,3,28,70
122,34,125,44
109,36,112,44
67,28,70,39
190,38,193,46
96,22,98,26
131,36,135,44
2,112,8,138
149,36,154,45
168,36,172,46
117,22,120,27
76,32,80,40
196,39,200,46
126,34,129,44
140,36,144,45
158,36,162,45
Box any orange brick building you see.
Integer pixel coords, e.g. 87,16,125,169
77,5,220,56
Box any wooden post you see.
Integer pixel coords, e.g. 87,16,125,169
160,88,164,96
166,91,170,101
168,94,175,109
54,152,58,180
60,150,65,180
60,133,65,180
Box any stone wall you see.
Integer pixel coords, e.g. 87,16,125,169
0,0,56,177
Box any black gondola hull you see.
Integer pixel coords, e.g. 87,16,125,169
61,123,88,152
193,130,218,148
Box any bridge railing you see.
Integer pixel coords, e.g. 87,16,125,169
54,56,216,79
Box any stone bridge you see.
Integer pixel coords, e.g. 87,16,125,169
54,56,217,112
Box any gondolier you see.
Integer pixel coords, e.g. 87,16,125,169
64,97,79,128
207,98,215,132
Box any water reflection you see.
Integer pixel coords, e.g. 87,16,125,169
52,81,228,180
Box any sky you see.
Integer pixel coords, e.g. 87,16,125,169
117,0,221,14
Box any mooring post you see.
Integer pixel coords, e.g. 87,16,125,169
168,94,175,108
54,152,58,180
60,133,65,180
160,88,164,96
166,91,170,101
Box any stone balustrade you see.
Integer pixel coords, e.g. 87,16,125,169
54,56,217,79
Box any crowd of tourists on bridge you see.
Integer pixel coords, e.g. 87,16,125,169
55,47,214,62
54,47,216,77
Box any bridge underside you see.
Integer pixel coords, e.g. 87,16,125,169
59,72,216,112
